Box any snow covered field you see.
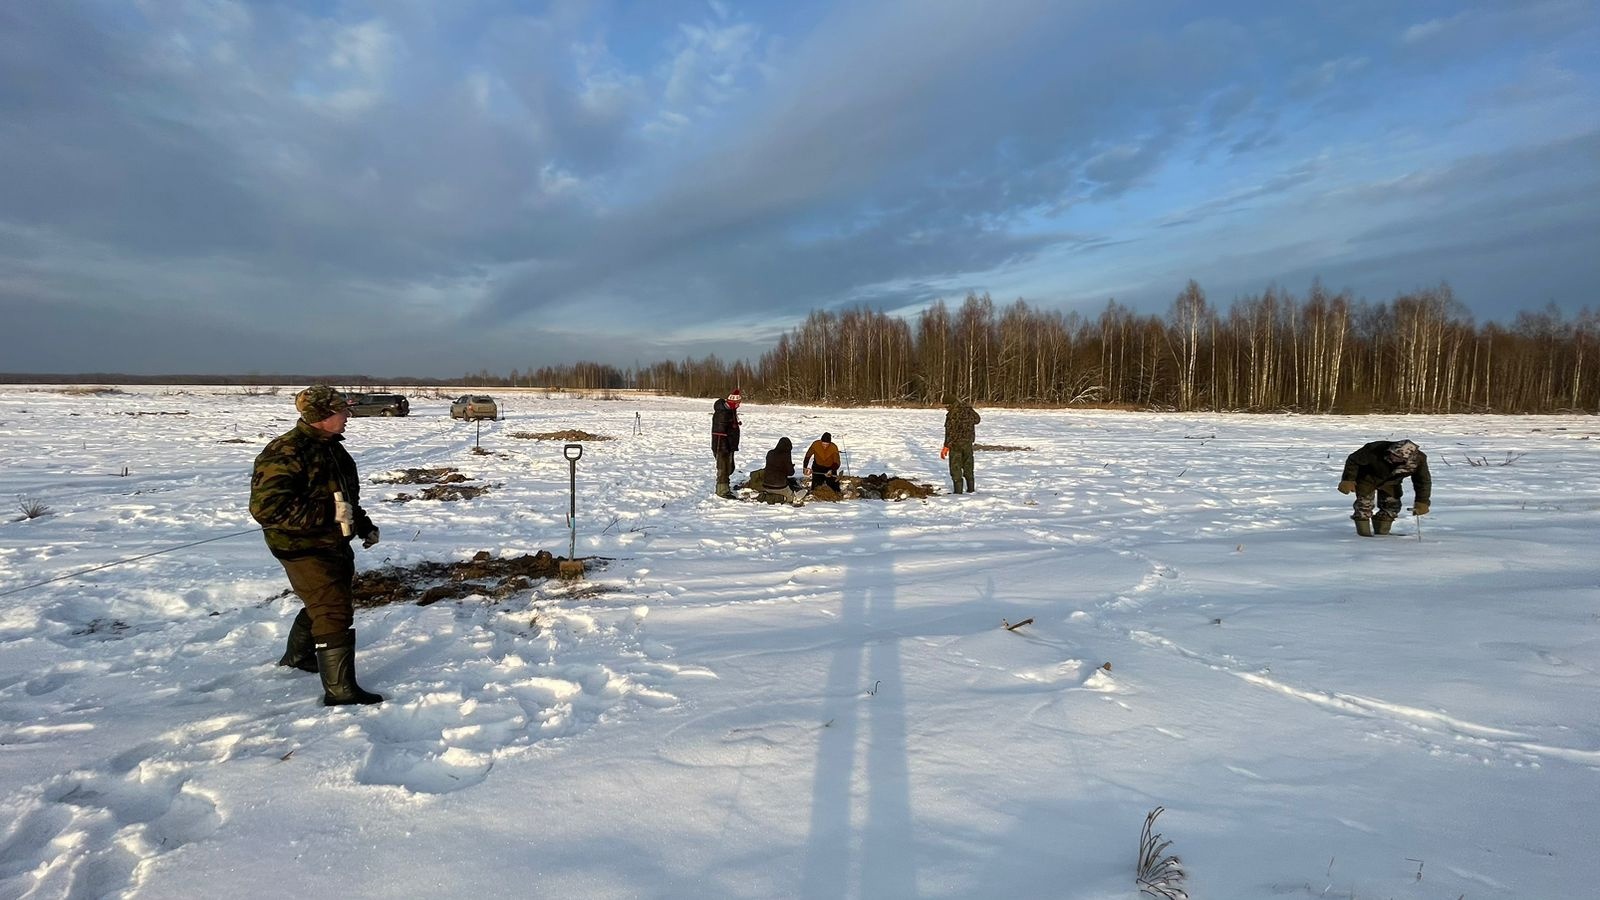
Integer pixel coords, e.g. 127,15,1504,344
0,385,1595,899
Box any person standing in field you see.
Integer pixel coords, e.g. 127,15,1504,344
803,432,842,493
251,385,384,706
711,388,743,498
1338,439,1431,536
941,395,981,494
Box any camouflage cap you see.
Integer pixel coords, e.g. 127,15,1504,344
1386,439,1419,463
295,384,348,421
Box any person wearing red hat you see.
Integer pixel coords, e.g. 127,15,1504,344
711,388,743,498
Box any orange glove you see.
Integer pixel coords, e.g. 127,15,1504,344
939,446,949,460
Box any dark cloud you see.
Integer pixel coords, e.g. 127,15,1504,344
0,1,1595,375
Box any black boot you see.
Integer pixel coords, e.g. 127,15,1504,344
1354,518,1374,537
314,630,383,706
277,608,318,673
1373,517,1394,535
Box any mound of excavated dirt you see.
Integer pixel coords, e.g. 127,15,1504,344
388,483,497,502
372,466,496,502
738,469,935,502
808,484,842,501
850,473,937,500
509,430,615,441
353,550,599,607
373,467,467,485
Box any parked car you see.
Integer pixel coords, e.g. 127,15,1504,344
345,392,410,417
450,394,499,421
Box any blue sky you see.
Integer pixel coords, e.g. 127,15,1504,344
2,0,1596,377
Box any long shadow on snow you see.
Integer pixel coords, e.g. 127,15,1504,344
799,514,917,898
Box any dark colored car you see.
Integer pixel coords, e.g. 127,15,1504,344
450,395,499,421
346,392,410,417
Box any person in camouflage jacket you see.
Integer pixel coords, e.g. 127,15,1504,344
1338,439,1431,536
250,384,383,705
940,396,982,494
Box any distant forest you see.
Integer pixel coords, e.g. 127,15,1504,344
11,281,1597,414
516,281,1599,414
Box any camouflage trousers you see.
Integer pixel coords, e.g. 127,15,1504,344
947,443,975,493
278,547,356,641
715,451,736,495
1351,485,1403,521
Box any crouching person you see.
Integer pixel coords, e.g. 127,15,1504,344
1338,439,1431,537
803,432,842,493
761,437,800,503
251,385,384,705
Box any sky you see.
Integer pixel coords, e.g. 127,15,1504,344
1,1,1597,378
0,386,1595,897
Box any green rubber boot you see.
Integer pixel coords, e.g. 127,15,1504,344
1354,518,1374,537
1373,517,1393,535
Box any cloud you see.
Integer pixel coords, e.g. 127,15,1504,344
0,1,1595,375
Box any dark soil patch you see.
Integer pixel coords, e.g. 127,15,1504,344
740,469,936,501
974,443,1032,452
509,429,615,441
123,410,189,416
373,467,467,485
353,550,604,607
850,473,938,500
388,483,498,502
217,438,251,443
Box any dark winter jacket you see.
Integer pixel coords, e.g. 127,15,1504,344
712,398,741,453
763,438,795,490
250,420,373,560
943,402,981,447
1341,440,1431,502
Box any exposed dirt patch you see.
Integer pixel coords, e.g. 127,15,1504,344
217,438,251,443
352,550,605,607
372,466,496,502
45,387,127,396
509,429,615,441
850,473,938,500
388,483,498,502
373,467,468,485
739,469,935,501
122,410,189,416
809,484,843,501
974,443,1032,452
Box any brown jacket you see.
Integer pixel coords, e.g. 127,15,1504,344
804,439,840,471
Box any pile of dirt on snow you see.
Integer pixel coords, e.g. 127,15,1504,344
974,443,1033,452
850,473,937,500
739,470,936,501
370,466,496,502
389,483,496,502
373,467,468,485
509,429,615,441
353,550,591,607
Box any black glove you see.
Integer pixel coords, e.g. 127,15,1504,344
361,526,380,548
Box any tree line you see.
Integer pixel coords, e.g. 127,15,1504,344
20,280,1590,413
516,281,1598,413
